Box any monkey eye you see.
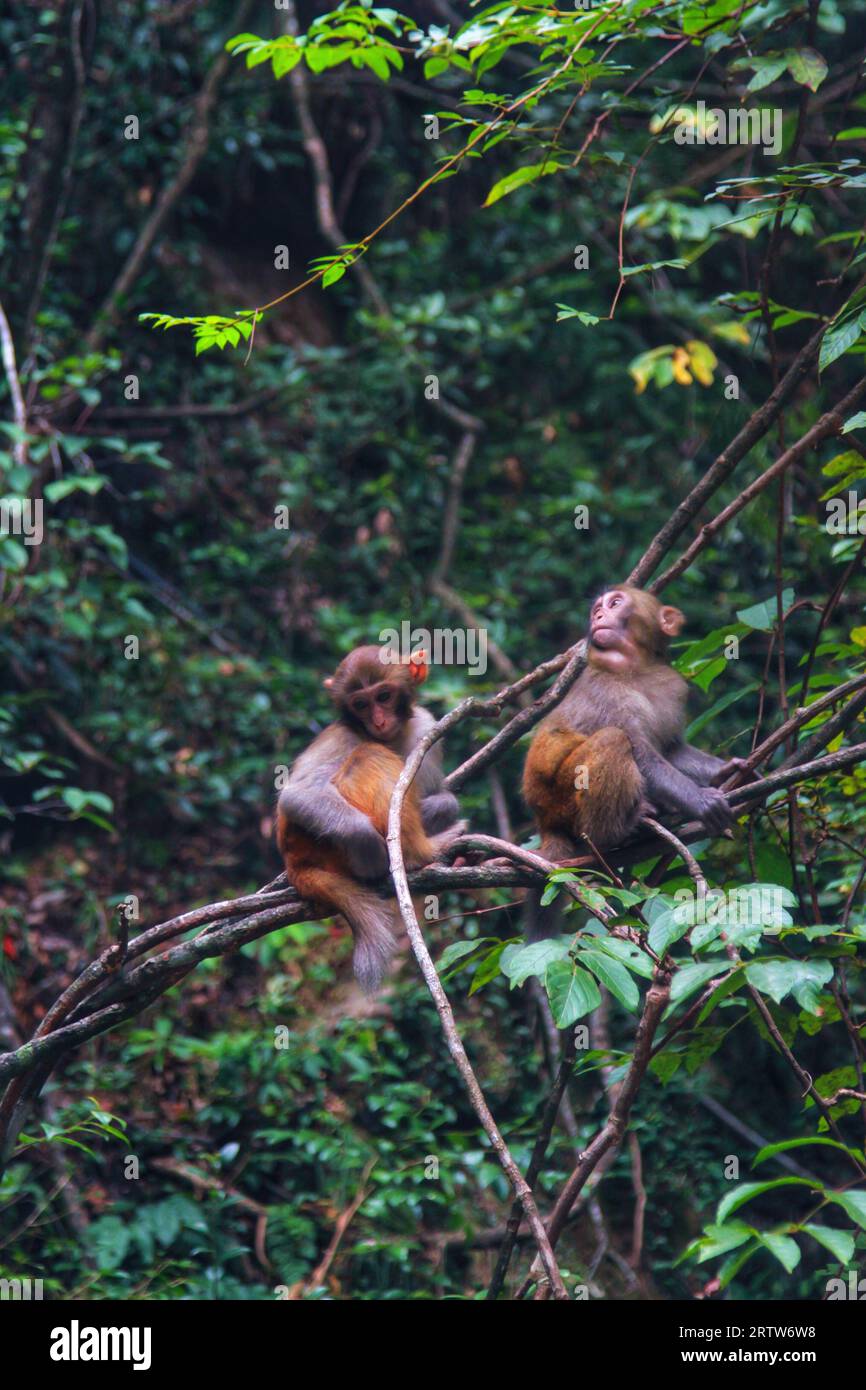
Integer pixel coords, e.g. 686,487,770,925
376,690,392,704
353,697,369,713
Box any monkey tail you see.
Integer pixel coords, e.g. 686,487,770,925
292,865,398,994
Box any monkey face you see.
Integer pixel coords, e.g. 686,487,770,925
346,681,407,742
588,586,685,673
590,588,631,649
589,589,638,671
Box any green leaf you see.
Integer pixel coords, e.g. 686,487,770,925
322,261,348,287
44,475,106,501
469,942,510,995
545,961,601,1027
841,411,866,434
718,1240,759,1287
577,948,640,1011
693,1221,754,1261
740,56,788,94
437,939,484,971
696,970,745,1024
717,1178,818,1224
622,259,687,278
670,961,728,1005
785,47,828,93
828,1190,866,1229
802,1223,855,1265
484,160,565,208
591,936,655,980
86,1215,131,1271
361,47,392,82
819,315,863,373
753,1136,864,1167
756,1231,800,1272
424,56,450,79
647,904,690,955
736,590,794,631
500,938,571,987
745,958,833,1012
272,47,302,77
555,304,601,326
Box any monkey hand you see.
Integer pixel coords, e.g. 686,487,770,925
344,822,390,879
695,786,734,834
712,756,758,788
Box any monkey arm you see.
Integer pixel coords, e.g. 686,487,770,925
632,739,732,833
667,741,727,786
420,790,461,833
277,783,389,879
278,782,362,838
404,708,461,832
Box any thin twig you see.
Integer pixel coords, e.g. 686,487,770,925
386,714,569,1298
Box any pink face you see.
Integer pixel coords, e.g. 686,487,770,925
588,589,637,672
348,681,404,741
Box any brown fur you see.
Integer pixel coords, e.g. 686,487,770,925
523,587,734,940
278,743,462,992
522,587,687,853
522,725,644,850
278,745,436,880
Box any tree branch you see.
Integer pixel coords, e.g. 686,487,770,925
650,375,866,591
84,0,254,352
386,711,569,1298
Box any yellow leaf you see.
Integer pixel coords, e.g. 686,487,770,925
686,339,718,386
672,348,693,385
713,320,751,346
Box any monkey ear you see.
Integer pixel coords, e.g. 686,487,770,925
659,605,685,637
408,648,429,683
323,676,335,690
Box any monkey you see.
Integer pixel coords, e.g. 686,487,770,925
276,645,464,991
522,585,749,937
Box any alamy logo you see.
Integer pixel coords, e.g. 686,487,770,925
378,622,488,676
672,100,781,156
50,1320,152,1371
826,1270,866,1299
0,1276,43,1299
0,497,43,546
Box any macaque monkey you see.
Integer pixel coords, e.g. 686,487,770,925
523,585,748,936
277,645,463,991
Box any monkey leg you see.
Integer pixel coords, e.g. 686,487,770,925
523,731,589,941
570,726,643,849
523,729,591,840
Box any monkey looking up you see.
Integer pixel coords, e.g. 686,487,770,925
522,585,748,937
277,645,464,991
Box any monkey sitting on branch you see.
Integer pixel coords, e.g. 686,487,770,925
522,585,751,936
277,645,464,991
